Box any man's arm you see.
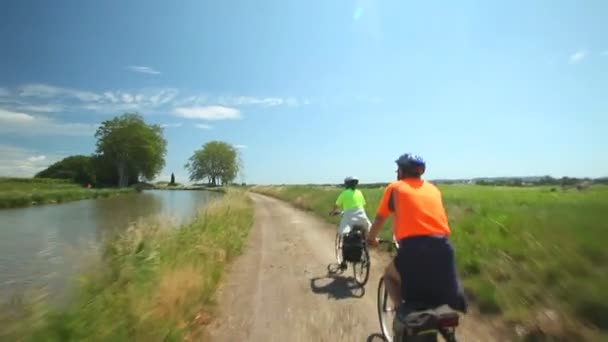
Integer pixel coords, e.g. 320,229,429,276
367,214,388,245
366,185,394,245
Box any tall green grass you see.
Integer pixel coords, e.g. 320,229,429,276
0,190,254,341
252,184,608,341
0,177,132,209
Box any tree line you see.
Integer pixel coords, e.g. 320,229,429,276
36,113,242,187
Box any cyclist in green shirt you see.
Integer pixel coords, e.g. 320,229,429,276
330,176,372,269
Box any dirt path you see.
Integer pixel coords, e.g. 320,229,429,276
207,193,510,341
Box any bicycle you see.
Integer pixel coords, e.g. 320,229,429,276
331,211,371,286
376,239,460,342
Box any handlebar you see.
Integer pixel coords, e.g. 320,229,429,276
377,238,399,250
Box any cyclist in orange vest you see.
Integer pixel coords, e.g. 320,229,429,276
366,153,467,312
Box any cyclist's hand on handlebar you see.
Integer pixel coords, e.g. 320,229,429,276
366,236,379,247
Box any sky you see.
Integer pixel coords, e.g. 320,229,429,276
0,0,606,184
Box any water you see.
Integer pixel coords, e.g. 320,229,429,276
0,190,219,303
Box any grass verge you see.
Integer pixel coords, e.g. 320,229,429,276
251,184,608,341
0,190,254,341
0,178,133,209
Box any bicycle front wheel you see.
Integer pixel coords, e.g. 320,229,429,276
353,247,370,286
377,277,396,342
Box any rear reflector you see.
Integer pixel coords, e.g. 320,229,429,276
438,316,459,327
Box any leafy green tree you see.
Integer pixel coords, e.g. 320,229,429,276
185,141,239,186
170,172,176,185
95,113,167,187
91,154,137,187
35,155,96,185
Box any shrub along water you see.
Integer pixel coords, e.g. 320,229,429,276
252,184,608,341
0,190,254,341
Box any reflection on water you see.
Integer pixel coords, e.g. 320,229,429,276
0,190,219,303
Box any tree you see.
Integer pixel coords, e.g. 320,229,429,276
92,154,139,187
35,155,96,185
185,141,239,186
170,172,175,185
94,113,167,187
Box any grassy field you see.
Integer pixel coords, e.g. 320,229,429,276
252,184,608,341
0,178,133,209
0,190,254,341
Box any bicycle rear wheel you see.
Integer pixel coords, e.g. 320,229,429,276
353,247,370,286
335,233,343,265
377,277,396,342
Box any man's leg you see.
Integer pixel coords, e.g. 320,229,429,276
384,260,402,307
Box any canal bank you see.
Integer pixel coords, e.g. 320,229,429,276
0,189,221,304
0,190,253,341
0,178,133,209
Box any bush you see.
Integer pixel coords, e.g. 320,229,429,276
35,156,96,186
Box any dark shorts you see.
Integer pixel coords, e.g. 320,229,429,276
394,235,467,312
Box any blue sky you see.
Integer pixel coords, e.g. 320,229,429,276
0,0,606,184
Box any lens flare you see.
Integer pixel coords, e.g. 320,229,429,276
353,7,363,21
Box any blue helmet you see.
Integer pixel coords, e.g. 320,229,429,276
395,153,426,175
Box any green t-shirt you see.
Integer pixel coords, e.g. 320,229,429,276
336,189,366,210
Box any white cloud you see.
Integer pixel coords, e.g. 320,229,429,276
15,104,63,113
104,91,119,103
194,123,213,129
0,108,96,136
160,122,183,128
178,94,304,108
219,96,284,107
0,108,35,123
173,106,241,120
174,95,207,107
19,84,102,102
27,155,46,162
12,83,180,114
235,144,248,149
4,83,300,118
0,145,62,177
148,89,179,106
87,89,178,113
569,50,588,64
122,93,134,103
126,65,161,75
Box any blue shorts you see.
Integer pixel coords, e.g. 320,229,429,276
394,235,467,312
